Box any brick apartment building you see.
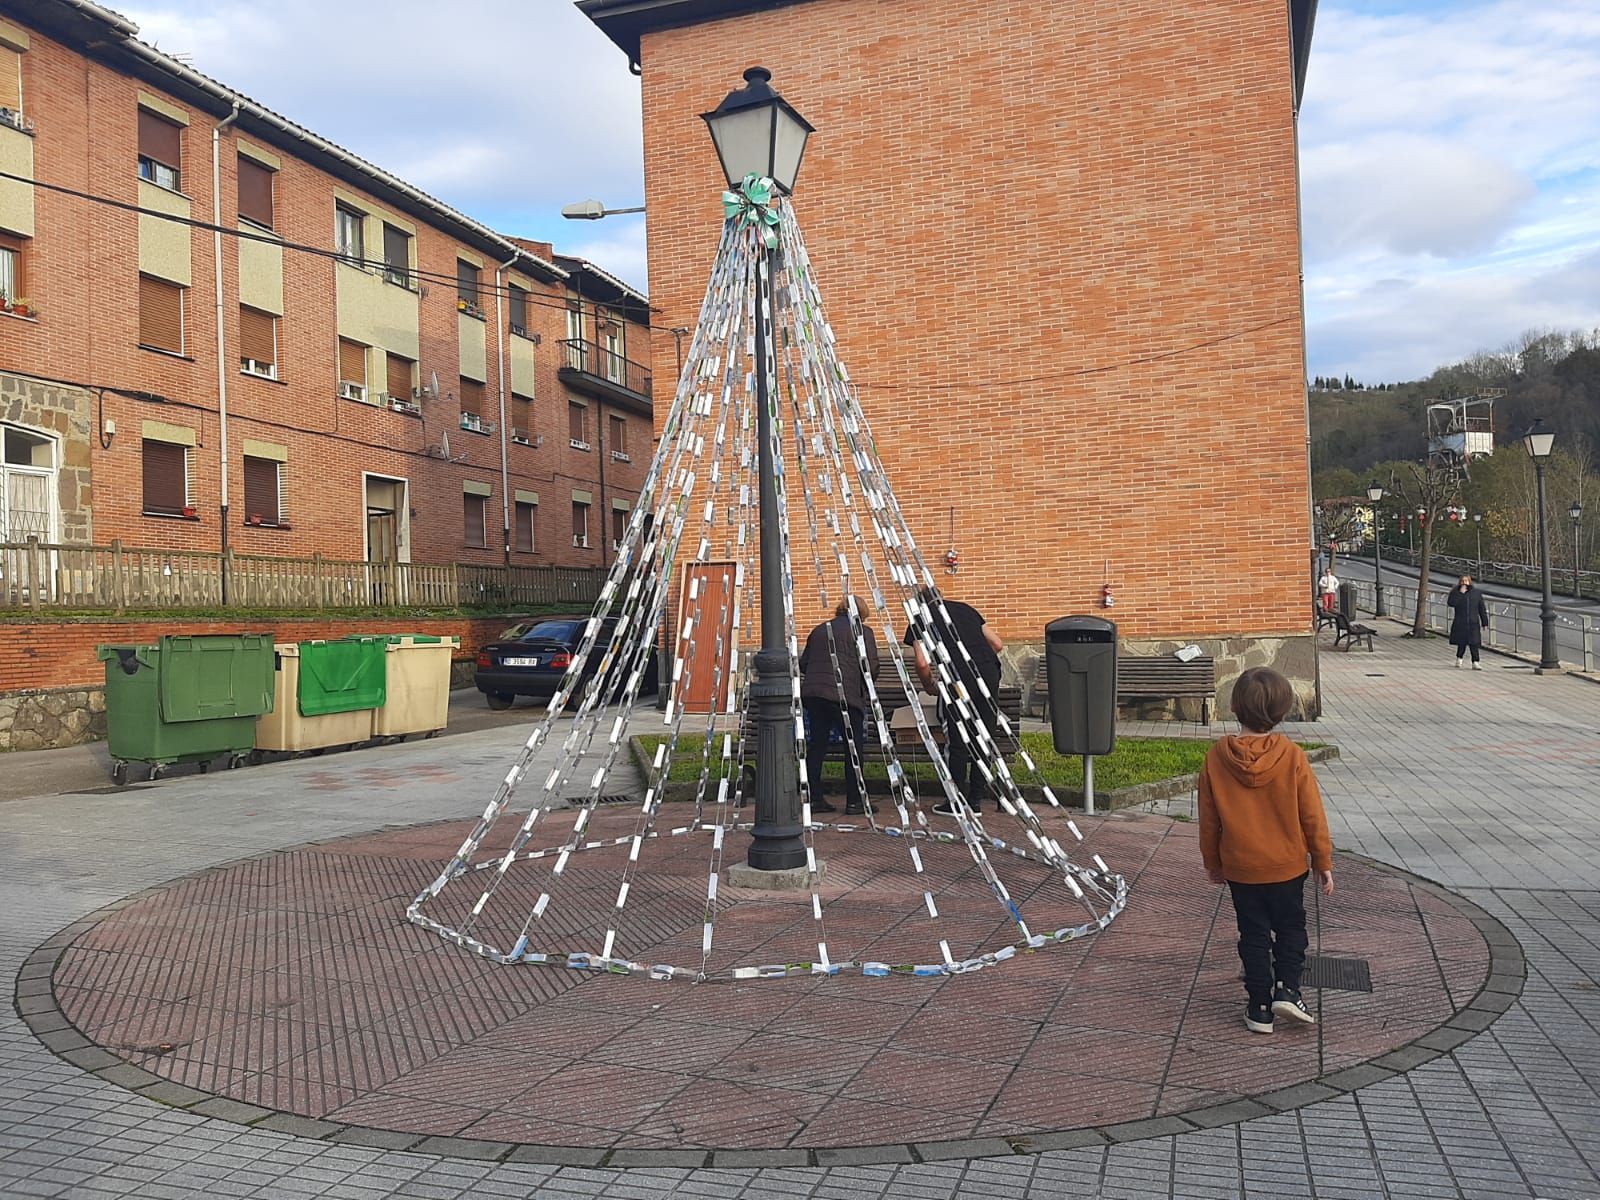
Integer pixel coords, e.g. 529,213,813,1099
581,0,1322,712
0,0,653,578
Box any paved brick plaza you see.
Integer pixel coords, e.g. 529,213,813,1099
40,812,1493,1155
4,630,1599,1197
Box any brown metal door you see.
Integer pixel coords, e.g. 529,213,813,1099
675,562,738,713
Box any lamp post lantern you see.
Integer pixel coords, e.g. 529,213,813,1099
1473,512,1483,578
1572,500,1584,600
1366,485,1386,616
703,67,814,872
1523,419,1559,671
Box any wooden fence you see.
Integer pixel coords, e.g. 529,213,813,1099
0,539,605,613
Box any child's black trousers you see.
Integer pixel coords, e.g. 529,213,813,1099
1227,873,1309,1005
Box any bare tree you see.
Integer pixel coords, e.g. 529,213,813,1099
1314,500,1364,577
1390,459,1464,637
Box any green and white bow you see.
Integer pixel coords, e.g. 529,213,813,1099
722,173,780,248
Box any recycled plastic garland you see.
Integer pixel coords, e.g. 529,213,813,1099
406,179,1127,980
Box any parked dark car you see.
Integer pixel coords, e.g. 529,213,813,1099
475,616,659,710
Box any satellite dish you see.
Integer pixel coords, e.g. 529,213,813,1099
438,428,451,460
428,370,440,401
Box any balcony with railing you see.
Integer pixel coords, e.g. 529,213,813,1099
558,338,652,414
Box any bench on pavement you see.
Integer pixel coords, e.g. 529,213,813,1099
1330,611,1377,652
1116,655,1217,724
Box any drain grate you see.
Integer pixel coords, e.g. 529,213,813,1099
1303,955,1372,993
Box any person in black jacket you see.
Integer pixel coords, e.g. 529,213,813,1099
903,588,1006,816
1446,574,1490,670
799,596,879,815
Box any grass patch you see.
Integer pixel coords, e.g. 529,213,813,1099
638,732,1321,792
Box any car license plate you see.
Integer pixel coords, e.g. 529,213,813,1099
503,656,540,668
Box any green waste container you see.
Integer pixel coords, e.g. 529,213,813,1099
97,633,275,784
353,634,458,738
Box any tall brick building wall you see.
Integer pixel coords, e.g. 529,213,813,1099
584,0,1320,711
0,3,651,580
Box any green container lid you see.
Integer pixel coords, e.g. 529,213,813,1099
345,633,446,645
296,637,388,716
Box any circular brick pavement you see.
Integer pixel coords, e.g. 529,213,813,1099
18,812,1524,1167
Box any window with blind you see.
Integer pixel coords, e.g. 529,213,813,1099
508,284,528,335
609,415,626,456
0,44,21,116
568,401,586,447
515,501,536,553
386,353,414,405
138,275,184,354
571,501,589,548
459,377,484,421
463,493,486,547
0,231,23,302
242,456,282,526
335,203,364,263
382,224,411,288
511,395,532,442
237,155,274,228
239,306,277,377
611,507,627,548
338,338,367,399
457,260,480,309
137,108,181,191
141,439,188,516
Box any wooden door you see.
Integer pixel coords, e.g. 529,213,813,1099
675,562,738,713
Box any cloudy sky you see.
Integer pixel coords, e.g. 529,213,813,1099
124,0,1598,384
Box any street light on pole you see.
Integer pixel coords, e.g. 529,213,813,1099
1473,512,1483,578
702,66,815,873
1523,419,1559,672
1571,500,1584,600
1367,485,1386,616
560,200,647,220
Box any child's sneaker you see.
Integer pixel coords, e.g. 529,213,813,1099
1245,1002,1274,1034
1272,984,1315,1024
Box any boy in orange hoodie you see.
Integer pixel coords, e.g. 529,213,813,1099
1198,667,1334,1034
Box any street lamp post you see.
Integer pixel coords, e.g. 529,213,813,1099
1367,485,1386,616
1523,420,1559,671
1473,512,1483,578
1572,500,1584,600
702,66,815,873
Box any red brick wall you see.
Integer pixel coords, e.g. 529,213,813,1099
634,0,1312,644
5,21,650,570
0,614,529,693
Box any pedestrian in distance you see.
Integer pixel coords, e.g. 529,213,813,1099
903,588,1005,817
1446,573,1490,670
1318,567,1340,613
799,596,879,815
1198,666,1334,1035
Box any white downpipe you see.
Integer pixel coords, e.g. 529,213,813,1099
212,101,241,559
493,255,516,563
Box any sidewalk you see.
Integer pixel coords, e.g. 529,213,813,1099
3,635,1598,1197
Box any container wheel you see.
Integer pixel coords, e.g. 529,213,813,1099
111,762,129,787
246,750,264,767
197,760,210,774
148,764,167,781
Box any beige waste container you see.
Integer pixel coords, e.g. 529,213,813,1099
370,635,458,737
256,642,380,752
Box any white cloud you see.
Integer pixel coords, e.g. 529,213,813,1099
1299,0,1600,379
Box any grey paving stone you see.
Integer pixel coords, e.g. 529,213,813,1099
504,1145,608,1167
707,1149,810,1168
604,1149,710,1168
187,1098,275,1125
1257,1082,1342,1111
812,1145,917,1167
251,1115,341,1140
132,1081,211,1108
408,1137,511,1162
325,1129,423,1151
1180,1099,1275,1128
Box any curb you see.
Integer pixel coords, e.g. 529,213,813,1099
12,837,1521,1170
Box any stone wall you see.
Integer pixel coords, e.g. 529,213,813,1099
0,685,105,751
0,372,94,542
1003,633,1321,723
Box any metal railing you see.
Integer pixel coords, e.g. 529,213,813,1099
558,337,652,399
0,538,604,614
1348,578,1598,672
1375,546,1598,600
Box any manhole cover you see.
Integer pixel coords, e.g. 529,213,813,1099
1303,955,1372,993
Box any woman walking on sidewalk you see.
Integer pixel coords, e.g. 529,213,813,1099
1447,574,1490,669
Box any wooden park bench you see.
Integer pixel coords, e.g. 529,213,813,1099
1314,604,1338,634
1116,655,1217,724
1330,610,1377,652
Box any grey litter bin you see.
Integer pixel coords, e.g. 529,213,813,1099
1044,616,1117,757
1339,581,1358,619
